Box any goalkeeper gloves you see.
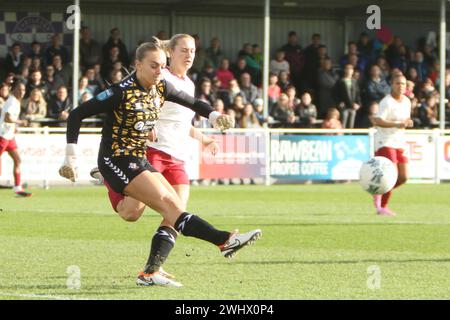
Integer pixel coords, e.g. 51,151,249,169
58,143,78,182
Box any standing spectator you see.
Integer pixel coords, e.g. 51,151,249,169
334,64,361,128
365,64,391,105
252,44,263,68
5,43,24,74
205,37,224,69
280,31,304,92
45,34,70,65
52,55,72,86
101,46,122,80
303,33,322,91
197,63,216,83
270,93,296,127
317,57,338,118
385,36,403,70
268,73,281,108
322,107,343,132
253,98,265,125
216,58,235,90
295,92,317,128
27,70,47,99
29,41,45,67
409,51,428,82
20,88,47,126
357,32,375,64
238,43,261,83
375,56,390,81
102,27,129,68
44,65,64,100
340,41,367,72
239,72,261,105
230,95,246,121
79,26,102,70
16,66,30,86
270,49,290,77
231,57,253,83
190,34,207,81
285,85,300,109
47,86,72,122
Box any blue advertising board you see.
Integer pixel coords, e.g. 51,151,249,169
270,135,371,180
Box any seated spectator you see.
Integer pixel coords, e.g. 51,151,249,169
230,95,246,120
334,64,361,128
93,63,107,89
213,99,225,114
285,85,300,109
216,58,234,90
406,66,421,87
16,66,30,86
52,54,72,86
251,44,263,68
409,51,428,82
195,78,216,105
253,98,265,125
80,26,102,71
226,108,239,128
44,65,64,100
231,57,254,83
357,32,375,64
103,27,130,68
110,70,123,84
358,101,378,128
410,97,422,128
270,93,296,127
85,67,103,95
418,77,437,100
78,76,94,104
239,103,262,128
268,73,281,108
322,107,343,133
281,31,304,91
405,80,416,99
270,49,290,77
197,63,216,83
5,42,25,74
30,56,43,73
46,34,70,65
239,72,261,105
21,57,32,74
47,86,72,123
205,37,224,69
317,57,338,118
295,92,317,128
27,70,47,99
375,56,390,81
223,78,244,106
277,70,291,93
418,94,439,128
190,34,207,81
20,88,47,127
365,64,390,105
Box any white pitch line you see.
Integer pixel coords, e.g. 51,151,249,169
0,292,87,300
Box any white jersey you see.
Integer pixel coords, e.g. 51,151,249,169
0,95,21,140
146,68,196,161
374,94,411,150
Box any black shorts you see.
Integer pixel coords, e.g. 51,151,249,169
97,144,158,195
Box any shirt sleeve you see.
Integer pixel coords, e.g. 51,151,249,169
66,86,122,143
376,97,389,120
164,80,214,118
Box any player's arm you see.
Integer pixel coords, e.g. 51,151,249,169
164,80,234,131
190,126,219,156
4,112,28,126
60,87,122,182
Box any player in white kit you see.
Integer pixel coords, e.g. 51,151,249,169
372,74,413,216
0,81,32,197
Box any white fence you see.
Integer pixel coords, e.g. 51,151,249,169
1,127,449,188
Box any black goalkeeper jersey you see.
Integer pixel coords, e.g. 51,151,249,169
66,72,214,158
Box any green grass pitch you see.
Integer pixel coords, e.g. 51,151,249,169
0,183,449,300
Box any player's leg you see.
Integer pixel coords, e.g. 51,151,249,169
8,147,31,197
375,147,398,215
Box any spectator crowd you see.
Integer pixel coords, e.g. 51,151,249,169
1,26,450,130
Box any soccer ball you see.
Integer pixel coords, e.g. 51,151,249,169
359,156,398,195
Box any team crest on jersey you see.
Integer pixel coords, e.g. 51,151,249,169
128,162,139,171
96,89,114,101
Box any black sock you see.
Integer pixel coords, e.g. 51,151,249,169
174,212,230,246
144,226,177,274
